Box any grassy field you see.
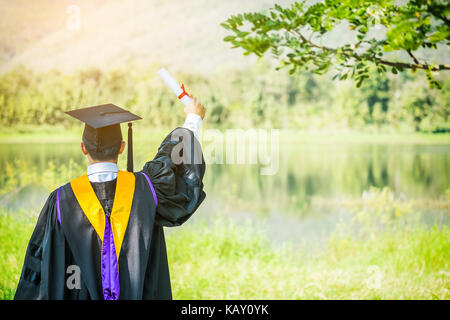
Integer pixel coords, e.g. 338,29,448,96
168,219,449,299
1,210,448,300
1,127,450,145
0,126,167,144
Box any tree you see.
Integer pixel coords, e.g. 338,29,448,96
221,0,450,89
402,82,436,131
360,73,391,124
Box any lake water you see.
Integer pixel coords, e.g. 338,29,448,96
1,137,449,246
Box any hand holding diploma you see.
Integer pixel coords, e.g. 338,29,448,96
185,98,205,120
158,67,205,119
158,68,193,107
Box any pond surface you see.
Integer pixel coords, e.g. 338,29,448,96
1,137,449,246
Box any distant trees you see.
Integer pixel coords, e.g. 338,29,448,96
360,74,391,124
0,63,448,132
221,0,450,89
401,81,441,131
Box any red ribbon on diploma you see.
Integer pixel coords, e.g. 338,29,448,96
177,83,192,100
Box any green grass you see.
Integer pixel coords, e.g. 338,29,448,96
0,125,169,144
167,219,449,299
1,127,449,145
0,211,36,300
1,212,448,300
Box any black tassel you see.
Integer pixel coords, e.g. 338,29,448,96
127,122,133,172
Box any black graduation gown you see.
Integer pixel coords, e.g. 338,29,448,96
14,127,206,300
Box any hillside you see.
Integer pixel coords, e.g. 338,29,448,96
1,0,448,76
0,0,295,74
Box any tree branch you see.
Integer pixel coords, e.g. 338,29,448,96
427,6,450,28
375,58,450,71
291,29,450,72
292,29,334,52
407,49,420,65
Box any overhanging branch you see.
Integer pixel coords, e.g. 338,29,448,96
290,29,450,72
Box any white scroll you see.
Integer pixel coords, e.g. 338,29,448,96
157,68,193,107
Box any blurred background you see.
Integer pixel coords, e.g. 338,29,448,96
0,0,449,299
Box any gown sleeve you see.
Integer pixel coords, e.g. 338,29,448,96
14,190,67,300
141,127,206,227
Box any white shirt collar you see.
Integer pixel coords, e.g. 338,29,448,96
87,162,119,182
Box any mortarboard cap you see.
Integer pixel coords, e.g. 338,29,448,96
65,103,142,172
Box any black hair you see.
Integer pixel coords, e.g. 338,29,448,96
83,140,122,161
82,123,123,161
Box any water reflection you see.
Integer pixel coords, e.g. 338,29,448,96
0,141,449,220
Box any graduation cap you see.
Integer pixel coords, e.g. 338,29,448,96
65,103,142,172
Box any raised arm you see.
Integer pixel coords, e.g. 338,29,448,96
140,99,206,226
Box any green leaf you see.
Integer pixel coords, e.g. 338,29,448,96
223,36,235,42
359,26,368,34
429,31,449,43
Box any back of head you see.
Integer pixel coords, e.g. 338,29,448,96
65,103,141,168
82,124,122,161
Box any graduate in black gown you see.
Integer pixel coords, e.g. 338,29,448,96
14,100,206,300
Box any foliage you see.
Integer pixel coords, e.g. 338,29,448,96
221,0,450,89
0,64,448,132
348,186,415,235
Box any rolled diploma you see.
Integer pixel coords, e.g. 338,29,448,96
158,68,193,107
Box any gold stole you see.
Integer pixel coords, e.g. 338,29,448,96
70,171,135,259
